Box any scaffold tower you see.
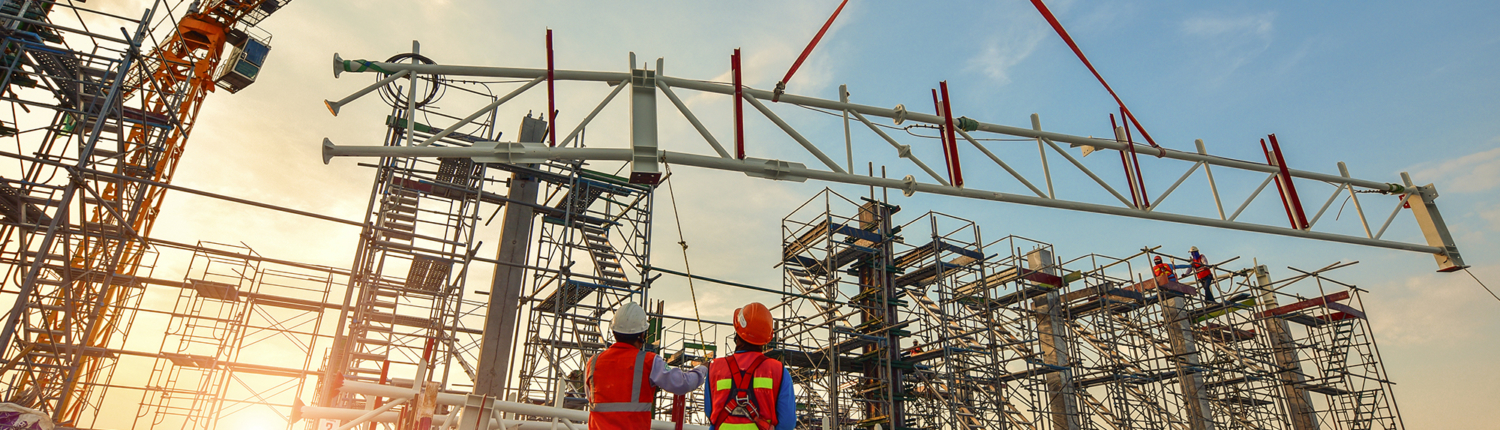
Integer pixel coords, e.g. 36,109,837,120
512,158,656,409
318,78,498,411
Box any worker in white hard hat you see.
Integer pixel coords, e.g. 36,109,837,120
585,301,711,430
1188,246,1216,302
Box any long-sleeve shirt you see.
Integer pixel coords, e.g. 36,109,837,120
650,354,709,395
703,351,797,430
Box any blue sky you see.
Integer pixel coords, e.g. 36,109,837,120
73,0,1499,428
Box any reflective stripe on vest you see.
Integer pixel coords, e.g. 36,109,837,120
708,352,783,430
715,377,774,391
1192,255,1212,279
589,348,653,412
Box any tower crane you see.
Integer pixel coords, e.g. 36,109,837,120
0,0,290,423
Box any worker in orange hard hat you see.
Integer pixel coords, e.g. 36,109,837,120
704,303,795,430
586,302,711,430
1151,255,1187,283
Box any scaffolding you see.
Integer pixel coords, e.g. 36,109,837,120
132,241,335,430
0,1,185,424
318,77,499,413
512,159,655,409
770,188,1403,430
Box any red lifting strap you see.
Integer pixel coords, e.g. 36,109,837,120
1029,0,1161,151
773,0,850,102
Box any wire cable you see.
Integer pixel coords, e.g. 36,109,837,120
661,163,709,343
1462,267,1499,304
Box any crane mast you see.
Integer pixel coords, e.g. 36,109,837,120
0,0,287,424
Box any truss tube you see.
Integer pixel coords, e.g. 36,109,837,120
657,81,731,158
333,60,1404,192
322,143,1446,255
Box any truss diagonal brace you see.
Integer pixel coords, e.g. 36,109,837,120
321,141,1450,258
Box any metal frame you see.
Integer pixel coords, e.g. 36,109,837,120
318,53,1465,270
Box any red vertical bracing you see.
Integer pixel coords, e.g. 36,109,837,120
671,394,686,430
546,29,557,147
1264,134,1310,229
1121,107,1150,208
939,81,964,187
369,360,391,430
1111,114,1140,208
732,49,745,159
931,89,953,181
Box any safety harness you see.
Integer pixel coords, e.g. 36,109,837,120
712,354,774,430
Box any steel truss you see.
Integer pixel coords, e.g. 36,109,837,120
319,51,1465,272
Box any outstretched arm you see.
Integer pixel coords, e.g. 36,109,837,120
650,355,709,395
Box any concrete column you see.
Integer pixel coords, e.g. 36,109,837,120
1029,249,1079,430
1162,296,1215,430
475,115,548,397
1255,265,1319,430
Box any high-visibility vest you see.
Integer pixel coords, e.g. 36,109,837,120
585,343,657,430
709,352,784,430
1152,262,1178,281
1190,254,1212,280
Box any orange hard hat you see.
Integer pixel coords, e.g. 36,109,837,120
733,302,773,345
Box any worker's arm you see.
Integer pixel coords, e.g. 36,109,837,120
649,355,709,395
775,367,795,430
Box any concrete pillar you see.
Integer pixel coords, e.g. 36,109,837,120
1028,249,1079,430
1254,265,1318,430
1162,296,1215,430
475,115,548,397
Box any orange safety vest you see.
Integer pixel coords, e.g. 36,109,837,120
1152,262,1178,281
709,352,784,430
1190,254,1211,280
586,343,658,430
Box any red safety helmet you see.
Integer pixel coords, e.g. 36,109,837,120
733,302,774,345
1153,256,1163,263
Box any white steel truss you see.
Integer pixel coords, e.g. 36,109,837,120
317,50,1466,272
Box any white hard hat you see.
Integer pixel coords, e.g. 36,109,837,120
1190,246,1199,252
611,301,649,335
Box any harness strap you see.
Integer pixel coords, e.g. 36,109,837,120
712,354,774,430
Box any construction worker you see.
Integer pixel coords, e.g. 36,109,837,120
705,303,795,430
586,302,710,430
1151,255,1186,282
1188,246,1216,302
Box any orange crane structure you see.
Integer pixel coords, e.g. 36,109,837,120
0,0,289,425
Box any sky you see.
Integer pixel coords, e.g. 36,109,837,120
26,0,1500,428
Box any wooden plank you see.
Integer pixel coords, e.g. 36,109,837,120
1259,291,1351,318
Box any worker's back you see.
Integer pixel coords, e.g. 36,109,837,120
587,343,658,430
708,351,785,430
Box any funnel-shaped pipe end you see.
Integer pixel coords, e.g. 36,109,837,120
322,138,336,164
324,99,340,116
332,53,344,78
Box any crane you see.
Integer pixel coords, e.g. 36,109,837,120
0,0,290,423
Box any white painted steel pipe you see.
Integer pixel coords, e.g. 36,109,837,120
331,57,1406,193
320,141,1444,255
335,379,709,430
295,406,563,430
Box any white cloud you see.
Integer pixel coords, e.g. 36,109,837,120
1181,12,1275,38
1180,11,1276,85
1406,145,1500,194
967,29,1048,86
1481,202,1500,232
1366,263,1498,347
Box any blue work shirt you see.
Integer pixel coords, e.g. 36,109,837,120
703,350,796,430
